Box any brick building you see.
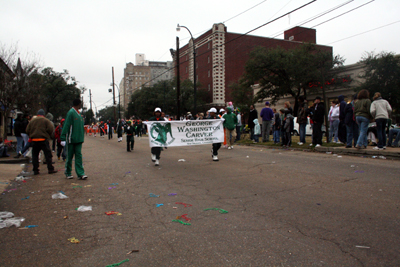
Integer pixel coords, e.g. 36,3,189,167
176,23,332,109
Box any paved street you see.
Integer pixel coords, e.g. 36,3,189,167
1,135,399,266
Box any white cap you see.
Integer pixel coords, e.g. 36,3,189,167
219,108,225,113
209,108,217,113
154,107,161,112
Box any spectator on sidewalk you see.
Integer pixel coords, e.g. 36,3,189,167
370,92,392,150
235,109,242,141
387,127,400,147
354,89,372,149
25,109,57,175
311,97,325,147
338,95,347,144
253,118,261,143
272,108,281,144
222,107,238,149
13,113,24,158
297,96,308,145
328,100,340,143
54,119,66,161
248,105,258,141
260,101,274,142
344,94,359,148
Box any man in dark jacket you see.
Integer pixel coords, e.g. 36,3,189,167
338,95,347,144
297,96,308,145
125,121,135,152
344,94,359,148
107,120,113,140
311,96,325,147
248,105,258,141
26,109,57,175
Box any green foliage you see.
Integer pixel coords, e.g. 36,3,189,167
97,105,121,123
127,79,208,119
240,44,345,107
358,52,400,115
84,109,95,125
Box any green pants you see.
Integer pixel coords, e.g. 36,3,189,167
65,143,85,177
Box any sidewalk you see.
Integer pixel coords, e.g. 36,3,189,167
0,136,29,164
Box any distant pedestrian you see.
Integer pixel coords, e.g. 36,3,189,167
338,95,347,144
328,100,340,143
370,92,392,150
13,113,24,158
60,99,87,180
125,121,135,152
344,94,359,148
253,119,261,143
235,109,242,141
25,109,57,175
222,107,238,149
208,108,222,161
149,107,164,166
260,101,274,142
310,96,325,147
283,109,294,147
354,89,372,149
248,105,258,141
297,96,308,145
116,119,123,142
55,119,66,161
107,120,113,140
272,108,281,144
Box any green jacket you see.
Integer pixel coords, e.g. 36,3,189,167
222,109,238,130
354,99,372,120
61,108,85,144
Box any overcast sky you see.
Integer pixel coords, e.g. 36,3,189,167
1,0,399,112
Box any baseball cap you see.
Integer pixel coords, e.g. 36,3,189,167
154,107,161,112
219,108,225,113
209,108,217,113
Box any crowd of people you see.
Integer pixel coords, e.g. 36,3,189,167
2,90,398,173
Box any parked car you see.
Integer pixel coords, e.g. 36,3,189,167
293,117,326,136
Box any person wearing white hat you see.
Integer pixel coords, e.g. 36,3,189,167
149,107,163,166
207,108,222,161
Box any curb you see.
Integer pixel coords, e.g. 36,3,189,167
0,158,29,164
238,143,400,160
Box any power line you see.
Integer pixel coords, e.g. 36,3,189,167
327,20,400,45
223,0,269,24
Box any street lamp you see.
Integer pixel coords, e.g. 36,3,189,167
109,82,121,120
177,23,197,116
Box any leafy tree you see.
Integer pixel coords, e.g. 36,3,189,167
97,105,122,123
84,109,95,125
358,52,400,117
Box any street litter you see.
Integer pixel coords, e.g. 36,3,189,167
106,259,129,267
73,186,82,189
178,159,186,162
105,211,120,215
24,225,38,228
127,250,139,254
355,170,364,173
110,183,119,185
156,204,164,207
379,156,386,159
58,190,66,194
168,193,177,196
172,219,191,225
71,183,78,185
0,212,14,219
172,207,177,209
0,217,25,228
175,202,192,208
52,193,68,199
372,156,378,159
149,193,159,197
350,165,355,168
83,185,92,187
246,156,249,158
108,186,117,189
15,176,25,182
180,214,191,221
21,196,29,200
0,182,8,184
355,245,370,249
76,206,92,212
337,156,342,158
326,152,332,154
204,208,228,214
68,237,80,244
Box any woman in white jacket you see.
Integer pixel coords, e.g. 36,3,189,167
328,100,340,143
370,92,392,150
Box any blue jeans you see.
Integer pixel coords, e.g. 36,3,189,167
387,128,400,147
273,130,280,143
346,123,359,147
299,123,306,143
16,136,24,153
254,134,259,142
375,118,387,148
356,116,370,147
329,120,339,142
236,125,241,141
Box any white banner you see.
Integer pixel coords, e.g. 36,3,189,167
143,119,224,147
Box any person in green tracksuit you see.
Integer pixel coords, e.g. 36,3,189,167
60,99,87,180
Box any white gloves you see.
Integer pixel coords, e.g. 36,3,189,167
61,141,66,147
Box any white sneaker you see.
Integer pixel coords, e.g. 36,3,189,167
309,144,314,147
373,146,383,150
336,141,342,144
228,146,232,150
383,146,387,149
151,154,156,162
212,155,219,161
315,144,321,147
231,146,233,149
66,175,73,179
155,159,159,166
298,142,303,145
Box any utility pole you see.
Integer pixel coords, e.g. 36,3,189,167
176,36,181,119
89,89,92,111
112,67,116,124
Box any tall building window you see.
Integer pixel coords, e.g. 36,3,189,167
208,70,210,77
208,56,210,63
186,67,188,73
208,84,210,91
